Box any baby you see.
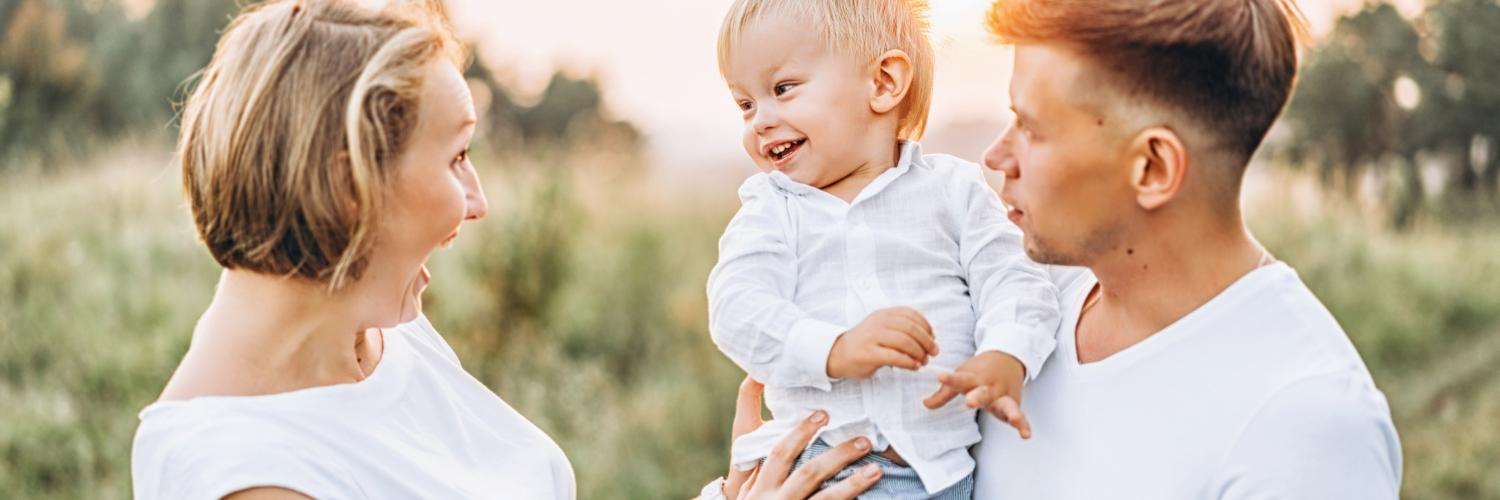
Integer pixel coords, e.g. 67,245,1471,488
707,0,1062,497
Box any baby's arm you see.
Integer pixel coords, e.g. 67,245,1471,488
952,164,1061,383
923,164,1062,436
709,177,938,390
707,176,846,391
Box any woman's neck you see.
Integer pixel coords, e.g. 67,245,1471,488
159,269,376,401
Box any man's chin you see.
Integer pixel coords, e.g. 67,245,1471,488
1024,239,1076,266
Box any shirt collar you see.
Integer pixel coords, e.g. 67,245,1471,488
766,140,927,202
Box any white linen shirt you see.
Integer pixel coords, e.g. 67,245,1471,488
707,141,1061,494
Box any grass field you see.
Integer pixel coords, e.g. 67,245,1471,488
1,145,1497,499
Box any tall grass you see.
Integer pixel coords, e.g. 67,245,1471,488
0,146,1496,498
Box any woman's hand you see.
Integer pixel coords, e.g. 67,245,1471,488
722,377,880,500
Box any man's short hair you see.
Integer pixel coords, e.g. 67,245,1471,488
988,0,1309,164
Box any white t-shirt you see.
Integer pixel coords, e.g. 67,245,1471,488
974,263,1402,499
131,314,575,499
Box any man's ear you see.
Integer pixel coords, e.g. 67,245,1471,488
870,49,914,115
1127,127,1189,211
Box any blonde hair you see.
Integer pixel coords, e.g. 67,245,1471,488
717,0,935,141
178,0,464,290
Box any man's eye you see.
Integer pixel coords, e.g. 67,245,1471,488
774,82,795,96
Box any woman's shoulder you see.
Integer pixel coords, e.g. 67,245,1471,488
132,401,360,499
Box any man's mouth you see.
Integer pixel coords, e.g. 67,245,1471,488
1007,207,1025,224
766,138,807,163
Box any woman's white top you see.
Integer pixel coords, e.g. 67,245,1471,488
131,314,575,499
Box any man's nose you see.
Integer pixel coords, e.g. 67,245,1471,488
982,127,1020,178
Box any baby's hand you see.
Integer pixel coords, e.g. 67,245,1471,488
826,307,938,380
922,351,1032,439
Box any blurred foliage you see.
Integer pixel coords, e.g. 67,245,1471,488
0,0,639,168
2,145,1499,498
1283,0,1500,227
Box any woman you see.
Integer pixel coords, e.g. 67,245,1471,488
131,1,873,498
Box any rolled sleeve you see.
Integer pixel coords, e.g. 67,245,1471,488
975,320,1055,381
708,175,845,391
783,319,846,391
950,164,1062,382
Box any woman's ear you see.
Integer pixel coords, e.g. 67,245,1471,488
1127,127,1189,211
870,49,914,115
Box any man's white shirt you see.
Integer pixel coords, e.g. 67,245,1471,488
974,263,1403,499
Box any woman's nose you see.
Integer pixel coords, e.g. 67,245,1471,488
463,166,488,221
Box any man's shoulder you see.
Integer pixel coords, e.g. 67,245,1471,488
1212,368,1403,499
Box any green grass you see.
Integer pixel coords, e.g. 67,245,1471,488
1,146,1497,499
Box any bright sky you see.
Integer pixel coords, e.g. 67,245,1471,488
444,0,1426,176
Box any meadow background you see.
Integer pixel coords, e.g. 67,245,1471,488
2,0,1499,499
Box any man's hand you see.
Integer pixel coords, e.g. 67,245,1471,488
826,307,938,379
922,351,1032,439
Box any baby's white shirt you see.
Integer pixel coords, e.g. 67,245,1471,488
707,141,1061,494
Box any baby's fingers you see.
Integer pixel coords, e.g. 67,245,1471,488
964,386,995,409
990,396,1032,440
873,347,924,371
923,384,961,409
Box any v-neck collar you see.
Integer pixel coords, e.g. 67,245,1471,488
1058,263,1291,380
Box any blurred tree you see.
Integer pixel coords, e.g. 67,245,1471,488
0,0,238,167
1284,0,1500,227
1422,0,1500,200
1,0,640,170
516,72,640,148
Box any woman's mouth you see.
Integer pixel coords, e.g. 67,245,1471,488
440,228,460,248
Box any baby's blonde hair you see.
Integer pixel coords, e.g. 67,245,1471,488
717,0,935,140
178,0,464,291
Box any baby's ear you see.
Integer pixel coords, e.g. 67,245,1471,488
870,49,914,115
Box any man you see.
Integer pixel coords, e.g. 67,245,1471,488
928,0,1403,497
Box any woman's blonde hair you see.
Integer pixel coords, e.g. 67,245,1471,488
178,0,464,291
717,0,935,141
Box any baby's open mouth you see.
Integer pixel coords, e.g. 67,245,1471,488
770,138,806,161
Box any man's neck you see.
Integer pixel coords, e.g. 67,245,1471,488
1075,212,1268,363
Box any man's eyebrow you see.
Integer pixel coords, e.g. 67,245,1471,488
1009,105,1036,124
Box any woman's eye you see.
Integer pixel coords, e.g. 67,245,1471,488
773,82,795,96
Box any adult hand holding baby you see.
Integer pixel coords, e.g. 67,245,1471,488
825,307,938,379
717,378,879,500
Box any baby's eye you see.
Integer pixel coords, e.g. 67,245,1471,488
451,148,470,168
737,100,753,112
773,82,795,96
